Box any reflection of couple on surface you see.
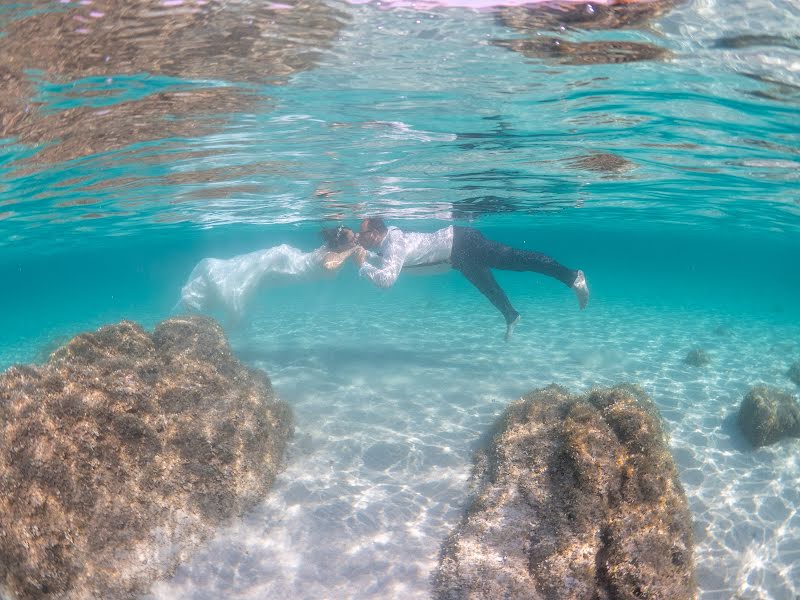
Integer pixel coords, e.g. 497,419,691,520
179,218,588,340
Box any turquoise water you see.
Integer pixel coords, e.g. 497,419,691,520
1,0,800,598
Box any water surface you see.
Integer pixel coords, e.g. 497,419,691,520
1,0,799,598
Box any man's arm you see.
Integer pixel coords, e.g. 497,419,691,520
358,231,406,288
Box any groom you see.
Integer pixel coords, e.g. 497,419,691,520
353,218,588,340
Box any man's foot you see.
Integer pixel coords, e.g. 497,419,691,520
572,270,589,310
505,314,520,342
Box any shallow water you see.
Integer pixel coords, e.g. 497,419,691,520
1,0,799,598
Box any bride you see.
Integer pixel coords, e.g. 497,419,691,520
177,226,359,320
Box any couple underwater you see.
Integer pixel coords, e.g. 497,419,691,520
179,219,589,340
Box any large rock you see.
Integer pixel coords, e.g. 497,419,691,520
434,384,695,600
737,385,800,448
0,316,292,600
788,361,800,386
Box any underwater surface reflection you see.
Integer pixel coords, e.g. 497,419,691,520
0,0,799,598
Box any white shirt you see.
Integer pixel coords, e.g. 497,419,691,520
359,226,454,288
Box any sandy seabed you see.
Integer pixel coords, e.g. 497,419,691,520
137,284,800,600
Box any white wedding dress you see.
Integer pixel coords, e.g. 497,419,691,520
178,244,329,318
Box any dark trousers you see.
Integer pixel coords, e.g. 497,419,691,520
450,226,577,325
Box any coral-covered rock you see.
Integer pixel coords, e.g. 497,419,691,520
737,385,800,448
0,316,292,600
434,384,695,600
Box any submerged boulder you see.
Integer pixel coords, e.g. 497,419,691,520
0,316,292,600
434,384,695,600
737,385,800,448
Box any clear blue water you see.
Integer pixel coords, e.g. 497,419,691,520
1,0,799,598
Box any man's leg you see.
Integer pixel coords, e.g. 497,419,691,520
479,235,575,284
456,261,521,341
465,229,589,309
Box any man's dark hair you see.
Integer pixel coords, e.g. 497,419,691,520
362,217,387,234
320,226,355,251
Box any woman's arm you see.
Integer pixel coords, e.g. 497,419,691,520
321,246,357,271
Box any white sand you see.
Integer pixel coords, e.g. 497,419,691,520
146,285,800,600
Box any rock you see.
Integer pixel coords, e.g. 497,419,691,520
0,316,292,600
788,361,800,386
737,385,800,448
683,348,712,367
434,384,696,600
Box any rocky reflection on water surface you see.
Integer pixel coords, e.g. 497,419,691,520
2,85,263,167
498,0,681,32
494,0,680,65
567,151,636,177
0,0,348,166
493,37,670,65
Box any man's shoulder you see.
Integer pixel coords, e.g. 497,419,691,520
385,226,406,241
377,226,406,254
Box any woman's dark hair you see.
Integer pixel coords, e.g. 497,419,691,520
320,226,355,251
